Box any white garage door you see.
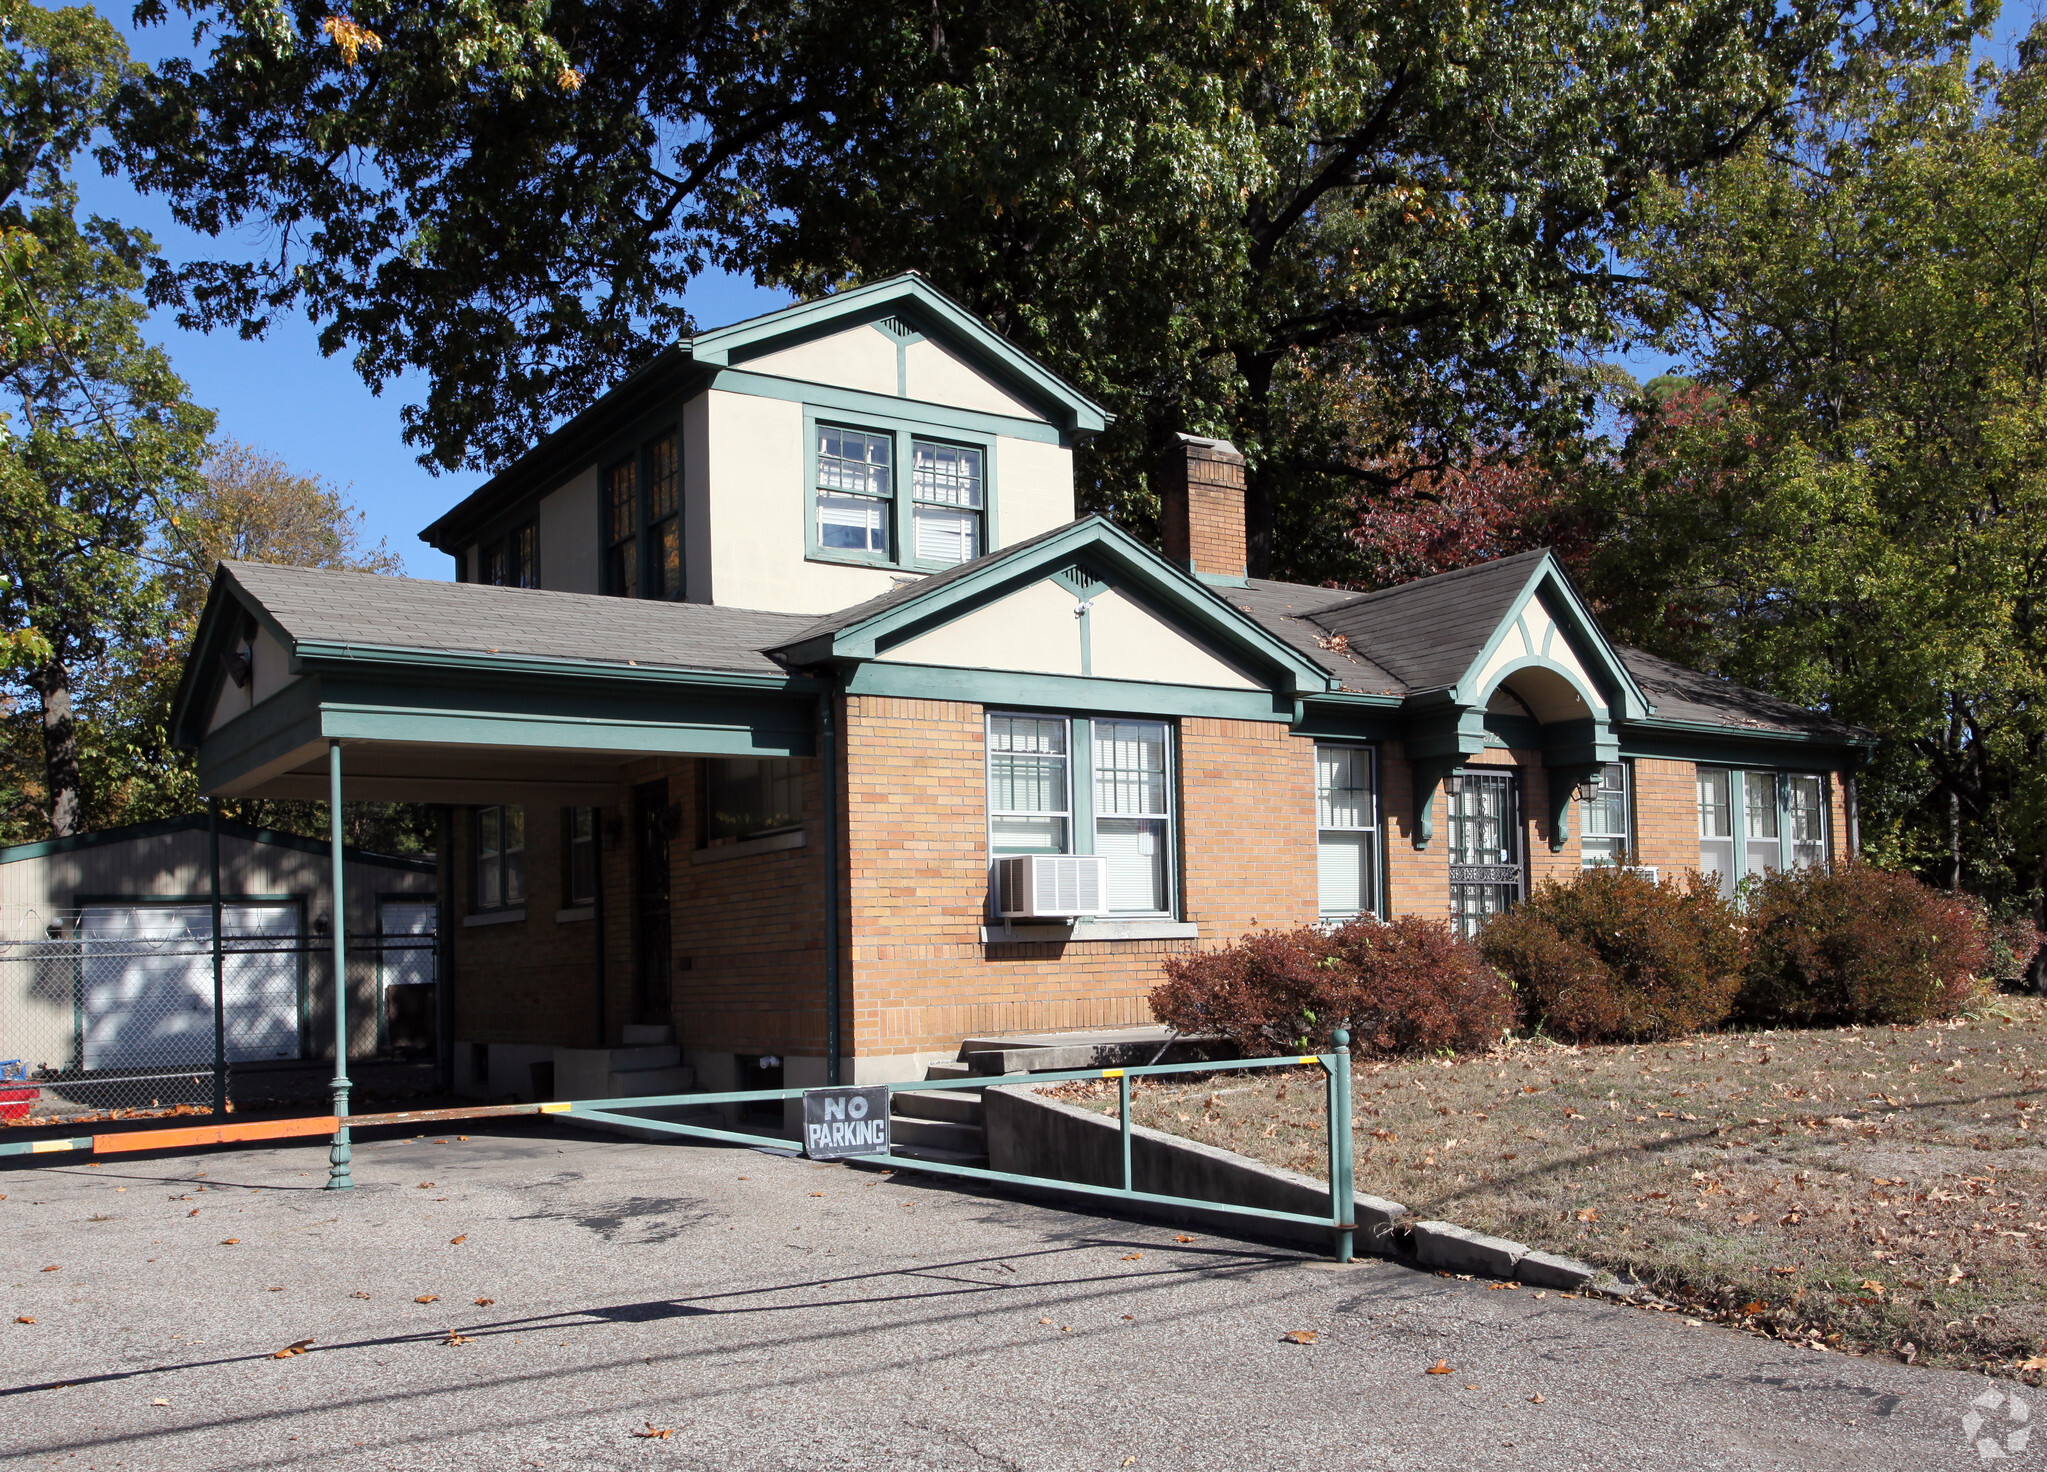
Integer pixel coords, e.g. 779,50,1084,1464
80,904,302,1070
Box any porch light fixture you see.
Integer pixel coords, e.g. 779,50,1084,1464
312,914,332,937
1574,778,1600,803
758,1055,781,1069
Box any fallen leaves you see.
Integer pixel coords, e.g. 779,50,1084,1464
633,1424,676,1440
186,1209,199,1217
415,1183,433,1190
1575,1209,1599,1223
271,1339,314,1358
810,1191,824,1198
14,1316,34,1324
1281,1330,1319,1345
1426,1360,1454,1375
1120,1254,1142,1261
449,1235,467,1245
39,1265,59,1272
415,1294,439,1304
2022,1356,2047,1372
151,1397,168,1406
1528,1393,1546,1404
220,1238,239,1245
444,1331,474,1346
1174,1234,1194,1243
474,1297,495,1307
348,1291,371,1300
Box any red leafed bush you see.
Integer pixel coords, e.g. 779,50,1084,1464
1478,866,1748,1043
1737,863,1990,1026
1149,917,1514,1058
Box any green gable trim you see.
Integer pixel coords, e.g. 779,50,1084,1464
0,813,435,872
1455,561,1650,721
687,274,1110,434
791,517,1334,697
843,662,1297,723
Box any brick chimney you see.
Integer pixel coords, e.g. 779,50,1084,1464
1158,434,1247,581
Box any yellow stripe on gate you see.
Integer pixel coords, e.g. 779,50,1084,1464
1297,1055,1319,1065
1101,1069,1125,1079
538,1102,571,1113
30,1139,74,1153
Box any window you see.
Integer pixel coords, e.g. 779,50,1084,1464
1094,720,1172,913
704,759,803,842
1316,744,1379,918
985,713,1177,916
645,432,680,598
480,541,507,587
816,426,892,557
604,457,638,597
1698,767,1830,896
474,805,525,911
912,439,984,566
1787,774,1827,868
987,715,1069,855
509,523,538,589
1580,762,1632,867
562,807,598,907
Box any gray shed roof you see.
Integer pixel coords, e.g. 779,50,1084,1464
224,562,813,678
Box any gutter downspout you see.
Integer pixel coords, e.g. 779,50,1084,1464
591,805,608,1047
435,805,455,1093
1845,773,1861,859
820,677,842,1086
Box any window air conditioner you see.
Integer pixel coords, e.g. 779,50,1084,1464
993,855,1109,919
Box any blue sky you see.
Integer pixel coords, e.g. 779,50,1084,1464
79,3,2044,575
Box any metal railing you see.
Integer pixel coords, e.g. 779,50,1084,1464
0,911,436,1121
564,1029,1361,1261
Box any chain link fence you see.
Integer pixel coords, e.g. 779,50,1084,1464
0,904,437,1122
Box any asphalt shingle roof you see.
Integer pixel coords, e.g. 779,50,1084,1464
1614,643,1860,738
223,562,813,678
1287,550,1550,693
1222,579,1404,693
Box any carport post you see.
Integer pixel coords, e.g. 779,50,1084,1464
326,739,353,1190
208,800,226,1119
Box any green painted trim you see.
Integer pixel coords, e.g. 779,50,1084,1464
1455,565,1650,722
1291,704,1406,741
810,516,1333,695
0,814,434,872
799,407,1002,574
1618,723,1866,770
1697,765,1835,881
317,702,813,758
846,661,1295,722
193,677,327,786
291,642,820,695
720,368,1069,446
686,274,1110,432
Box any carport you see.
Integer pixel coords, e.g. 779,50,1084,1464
171,561,839,1188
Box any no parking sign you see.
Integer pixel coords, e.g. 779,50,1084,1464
802,1085,891,1160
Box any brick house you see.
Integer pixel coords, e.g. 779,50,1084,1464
170,275,1870,1101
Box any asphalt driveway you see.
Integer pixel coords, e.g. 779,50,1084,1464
0,1125,2014,1470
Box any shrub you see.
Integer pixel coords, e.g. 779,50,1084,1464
1149,916,1513,1058
1737,863,1990,1026
1478,866,1748,1042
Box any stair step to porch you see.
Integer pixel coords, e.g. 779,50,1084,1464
888,1116,984,1154
888,1142,990,1168
960,1027,1209,1077
601,1065,696,1099
922,1060,975,1081
893,1089,984,1125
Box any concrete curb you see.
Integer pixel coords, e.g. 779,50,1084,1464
986,1083,1600,1288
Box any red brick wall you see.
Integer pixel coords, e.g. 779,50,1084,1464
450,803,606,1048
1632,757,1700,877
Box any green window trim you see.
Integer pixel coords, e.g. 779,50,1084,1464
804,406,1001,573
1696,766,1830,896
984,710,1178,919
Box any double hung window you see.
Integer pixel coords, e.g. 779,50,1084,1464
704,758,804,843
1580,762,1633,867
508,524,538,588
474,805,526,912
816,426,892,557
562,807,597,908
603,429,682,598
1315,745,1379,918
1697,768,1830,896
911,440,984,566
985,713,1175,916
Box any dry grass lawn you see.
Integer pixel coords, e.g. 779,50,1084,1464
1049,994,2047,1374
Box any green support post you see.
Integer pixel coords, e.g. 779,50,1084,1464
1118,1073,1133,1192
208,800,227,1120
1329,1028,1355,1262
326,739,353,1191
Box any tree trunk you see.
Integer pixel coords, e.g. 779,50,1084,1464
25,656,81,837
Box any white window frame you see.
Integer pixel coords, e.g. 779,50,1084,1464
1697,766,1831,896
1315,743,1381,919
1580,760,1634,869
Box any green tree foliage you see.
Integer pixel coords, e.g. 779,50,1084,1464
113,0,1984,578
0,1,213,838
1588,36,2047,922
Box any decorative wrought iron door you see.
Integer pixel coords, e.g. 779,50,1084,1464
631,779,672,1025
1447,770,1522,936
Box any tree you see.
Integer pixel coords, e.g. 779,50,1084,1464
112,0,1986,581
1585,35,2047,929
0,2,213,839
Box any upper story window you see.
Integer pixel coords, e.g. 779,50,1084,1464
509,524,538,588
1580,761,1632,867
704,758,803,843
984,712,1176,917
473,804,526,912
911,439,984,566
480,541,507,587
603,429,683,600
1697,767,1829,897
1316,744,1379,918
816,426,892,558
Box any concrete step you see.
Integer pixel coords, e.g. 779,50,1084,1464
601,1065,696,1099
893,1088,984,1125
959,1027,1205,1076
888,1116,985,1154
620,1023,674,1045
923,1060,974,1080
607,1044,681,1071
888,1142,989,1168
